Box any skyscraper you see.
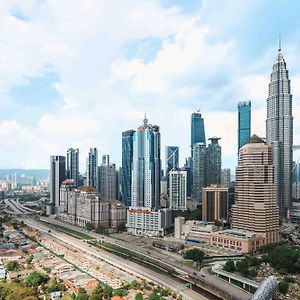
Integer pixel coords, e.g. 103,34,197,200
191,112,206,156
97,155,117,201
127,116,171,236
121,130,134,207
169,170,187,211
66,148,79,187
165,146,179,176
266,47,293,217
221,168,231,187
50,155,66,213
131,116,161,210
238,101,251,151
232,135,280,244
206,137,222,186
165,146,179,194
86,148,98,187
192,142,207,203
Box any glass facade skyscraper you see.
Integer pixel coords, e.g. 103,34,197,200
165,146,179,177
238,101,251,151
66,148,79,187
192,142,207,203
50,155,66,213
131,116,161,210
191,112,206,153
206,137,222,186
121,130,134,207
86,148,98,187
266,49,293,217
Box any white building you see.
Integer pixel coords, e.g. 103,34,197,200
169,170,187,210
174,217,218,243
127,208,171,237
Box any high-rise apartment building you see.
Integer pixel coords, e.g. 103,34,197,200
202,185,228,222
192,142,207,203
66,148,79,186
86,148,98,187
127,116,171,236
232,135,280,244
206,137,222,186
121,130,134,207
238,101,251,151
97,155,117,201
221,168,231,187
169,170,187,211
50,155,66,213
266,48,293,218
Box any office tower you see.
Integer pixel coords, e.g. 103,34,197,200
121,130,135,207
86,148,98,187
232,135,280,244
192,142,207,203
97,155,117,201
127,116,171,236
202,185,228,222
66,148,79,186
182,158,192,197
165,146,179,176
165,146,179,194
50,155,66,213
191,112,206,152
266,47,293,218
206,137,222,186
131,116,161,210
238,101,251,151
221,168,231,187
169,170,187,210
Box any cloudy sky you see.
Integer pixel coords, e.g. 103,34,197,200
0,0,300,172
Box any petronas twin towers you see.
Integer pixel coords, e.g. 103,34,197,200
266,46,293,217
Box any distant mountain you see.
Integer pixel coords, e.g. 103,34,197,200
0,169,49,182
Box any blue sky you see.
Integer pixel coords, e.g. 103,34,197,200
0,0,300,172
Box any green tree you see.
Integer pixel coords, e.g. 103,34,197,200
135,292,144,300
236,259,249,272
103,286,112,300
76,287,89,300
249,256,260,267
90,284,104,300
85,222,94,231
131,280,141,290
113,289,127,297
6,261,19,272
224,260,236,272
183,249,205,264
278,281,289,294
25,272,49,287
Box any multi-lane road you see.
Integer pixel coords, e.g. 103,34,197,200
22,218,208,300
39,217,252,300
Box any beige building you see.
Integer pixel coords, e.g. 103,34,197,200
232,135,280,245
210,229,266,254
202,185,228,222
174,217,218,243
59,182,126,229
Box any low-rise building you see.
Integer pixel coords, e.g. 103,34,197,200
210,229,266,254
174,217,218,243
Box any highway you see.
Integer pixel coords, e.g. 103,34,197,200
41,217,252,300
22,218,208,300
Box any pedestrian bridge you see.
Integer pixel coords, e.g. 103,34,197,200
212,264,259,294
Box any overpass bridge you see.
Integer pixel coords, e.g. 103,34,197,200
3,199,38,216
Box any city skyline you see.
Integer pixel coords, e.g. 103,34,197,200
0,1,300,173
